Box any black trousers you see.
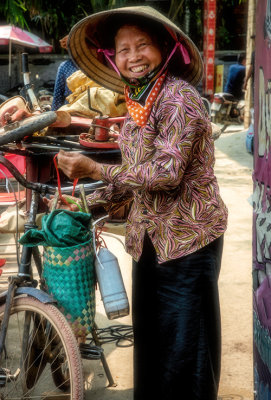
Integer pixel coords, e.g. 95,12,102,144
132,234,224,400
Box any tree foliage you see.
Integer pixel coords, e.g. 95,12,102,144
0,0,28,28
216,0,248,50
0,0,248,51
0,0,131,50
167,0,247,51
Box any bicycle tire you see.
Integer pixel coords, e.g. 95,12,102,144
50,331,72,391
0,296,84,399
0,111,57,145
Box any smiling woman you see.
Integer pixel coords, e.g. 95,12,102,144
53,6,228,400
114,25,163,81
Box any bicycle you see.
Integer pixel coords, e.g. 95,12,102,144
0,113,113,399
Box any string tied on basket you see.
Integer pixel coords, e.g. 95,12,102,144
53,153,80,210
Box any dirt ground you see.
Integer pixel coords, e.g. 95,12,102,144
82,125,254,400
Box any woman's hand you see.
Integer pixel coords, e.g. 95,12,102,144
43,195,80,211
57,150,102,180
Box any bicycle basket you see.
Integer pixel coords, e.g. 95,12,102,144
19,205,96,338
43,240,96,338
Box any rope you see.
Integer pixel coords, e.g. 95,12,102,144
88,324,134,348
53,153,79,209
95,224,108,250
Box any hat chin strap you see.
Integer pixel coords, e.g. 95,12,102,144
171,42,190,64
97,48,121,76
160,41,190,75
97,41,190,84
121,63,163,88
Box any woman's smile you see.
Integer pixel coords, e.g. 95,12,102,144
130,65,148,73
115,25,162,80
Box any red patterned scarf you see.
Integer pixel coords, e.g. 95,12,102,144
125,71,167,127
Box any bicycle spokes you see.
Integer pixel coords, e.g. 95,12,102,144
0,302,77,398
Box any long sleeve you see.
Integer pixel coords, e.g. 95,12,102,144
86,184,133,216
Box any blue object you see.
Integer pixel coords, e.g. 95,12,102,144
246,123,254,154
51,59,78,110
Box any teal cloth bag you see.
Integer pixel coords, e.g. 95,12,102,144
19,209,92,247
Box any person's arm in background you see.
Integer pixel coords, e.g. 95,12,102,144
243,64,253,91
51,62,67,111
243,51,254,91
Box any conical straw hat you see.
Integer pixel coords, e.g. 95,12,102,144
68,6,203,94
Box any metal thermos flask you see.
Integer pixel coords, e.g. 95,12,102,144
95,248,130,320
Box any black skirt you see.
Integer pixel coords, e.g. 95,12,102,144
132,233,224,400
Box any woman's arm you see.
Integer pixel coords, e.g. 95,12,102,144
57,150,102,180
56,150,133,214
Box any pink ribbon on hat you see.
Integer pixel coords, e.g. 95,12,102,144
165,42,191,67
158,41,191,77
163,25,191,65
97,48,120,76
177,42,191,64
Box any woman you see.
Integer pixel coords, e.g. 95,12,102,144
54,6,228,400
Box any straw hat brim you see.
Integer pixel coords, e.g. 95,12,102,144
68,6,203,94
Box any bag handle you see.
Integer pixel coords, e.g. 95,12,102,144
53,153,79,210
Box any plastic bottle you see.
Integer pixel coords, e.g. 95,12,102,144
95,248,130,320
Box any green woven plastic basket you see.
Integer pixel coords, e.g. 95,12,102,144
43,240,95,338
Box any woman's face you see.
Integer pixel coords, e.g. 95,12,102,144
114,25,162,80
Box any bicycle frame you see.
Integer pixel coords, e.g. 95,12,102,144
0,161,56,363
0,153,119,393
0,154,105,362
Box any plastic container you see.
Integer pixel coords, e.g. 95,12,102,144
95,248,130,320
246,108,254,155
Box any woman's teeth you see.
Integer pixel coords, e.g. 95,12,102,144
131,65,148,73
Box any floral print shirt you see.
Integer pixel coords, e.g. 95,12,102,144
87,74,228,263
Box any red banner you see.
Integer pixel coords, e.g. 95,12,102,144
203,0,216,98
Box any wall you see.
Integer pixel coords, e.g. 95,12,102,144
252,0,271,398
244,0,256,129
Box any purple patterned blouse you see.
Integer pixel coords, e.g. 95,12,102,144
87,74,228,263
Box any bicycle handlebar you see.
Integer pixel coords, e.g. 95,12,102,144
0,154,106,196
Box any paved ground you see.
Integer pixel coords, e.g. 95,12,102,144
215,126,253,400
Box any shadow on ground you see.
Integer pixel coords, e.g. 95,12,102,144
215,128,252,170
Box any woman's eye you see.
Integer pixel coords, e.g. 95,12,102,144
118,48,128,54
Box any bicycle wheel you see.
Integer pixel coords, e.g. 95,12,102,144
51,328,72,391
0,111,57,145
0,296,84,399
